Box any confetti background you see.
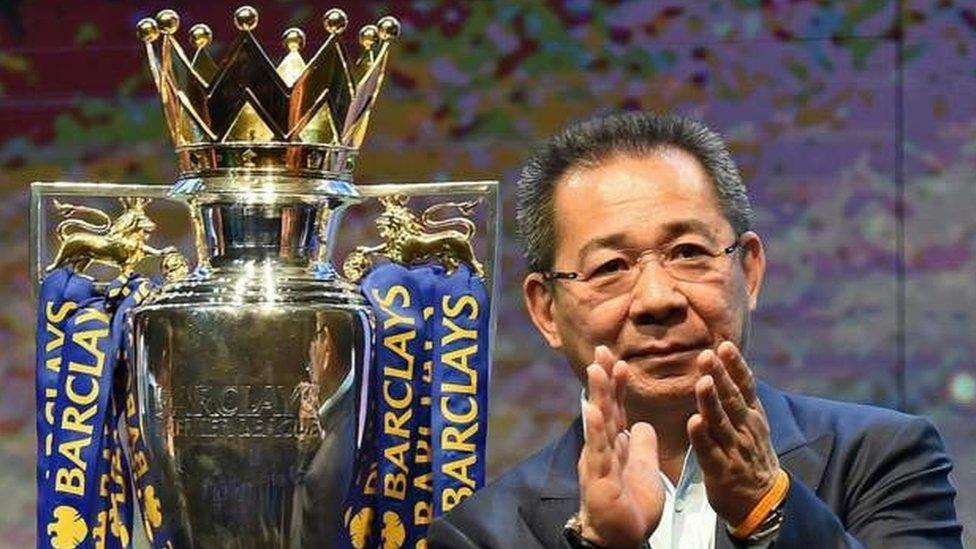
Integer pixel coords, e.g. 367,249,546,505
1,0,973,545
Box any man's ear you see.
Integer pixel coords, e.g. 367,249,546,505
739,231,766,310
523,272,563,349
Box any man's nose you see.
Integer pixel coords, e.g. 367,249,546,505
627,260,687,323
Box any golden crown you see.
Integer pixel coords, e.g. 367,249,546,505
137,6,400,181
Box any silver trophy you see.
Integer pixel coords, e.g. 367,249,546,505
30,5,498,547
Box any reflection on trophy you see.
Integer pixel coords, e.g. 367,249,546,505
126,6,398,546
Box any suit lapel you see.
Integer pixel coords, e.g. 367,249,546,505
519,417,583,546
758,381,834,491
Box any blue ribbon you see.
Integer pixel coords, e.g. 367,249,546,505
340,262,490,548
36,268,93,546
430,264,490,517
35,269,170,549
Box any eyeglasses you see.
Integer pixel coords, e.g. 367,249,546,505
541,238,741,300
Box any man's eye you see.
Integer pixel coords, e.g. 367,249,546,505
590,258,629,277
670,243,710,260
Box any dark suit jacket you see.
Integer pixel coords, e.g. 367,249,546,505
429,382,962,548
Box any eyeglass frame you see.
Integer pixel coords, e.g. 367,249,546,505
539,238,743,287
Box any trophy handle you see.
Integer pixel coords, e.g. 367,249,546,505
344,182,499,285
29,182,192,292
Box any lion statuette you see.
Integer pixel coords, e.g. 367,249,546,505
46,197,185,281
343,195,485,281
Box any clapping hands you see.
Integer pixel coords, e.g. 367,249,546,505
577,346,663,548
575,342,782,547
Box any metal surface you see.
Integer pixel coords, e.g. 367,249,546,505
123,6,404,546
133,288,366,547
30,178,499,547
127,164,368,546
135,6,399,181
28,180,501,294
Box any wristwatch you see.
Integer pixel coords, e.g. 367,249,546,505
742,504,785,544
562,513,652,549
726,501,785,545
563,513,603,549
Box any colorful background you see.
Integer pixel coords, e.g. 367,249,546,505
1,0,974,545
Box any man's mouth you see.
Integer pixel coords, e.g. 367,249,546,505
620,344,706,372
622,343,704,359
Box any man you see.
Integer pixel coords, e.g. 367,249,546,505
427,112,962,548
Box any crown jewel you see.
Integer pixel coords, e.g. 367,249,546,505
137,6,400,181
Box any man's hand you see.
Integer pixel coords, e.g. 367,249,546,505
688,341,781,526
578,345,664,548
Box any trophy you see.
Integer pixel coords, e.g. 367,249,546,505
32,6,497,548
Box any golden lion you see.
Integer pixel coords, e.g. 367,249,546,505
343,195,484,281
46,197,179,277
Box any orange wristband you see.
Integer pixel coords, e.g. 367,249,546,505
730,469,790,539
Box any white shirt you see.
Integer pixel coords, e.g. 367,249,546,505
649,451,716,549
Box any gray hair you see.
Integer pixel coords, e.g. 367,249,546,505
515,111,753,272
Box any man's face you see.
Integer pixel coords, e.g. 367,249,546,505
522,148,765,409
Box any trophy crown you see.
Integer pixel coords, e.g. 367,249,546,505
137,6,400,181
